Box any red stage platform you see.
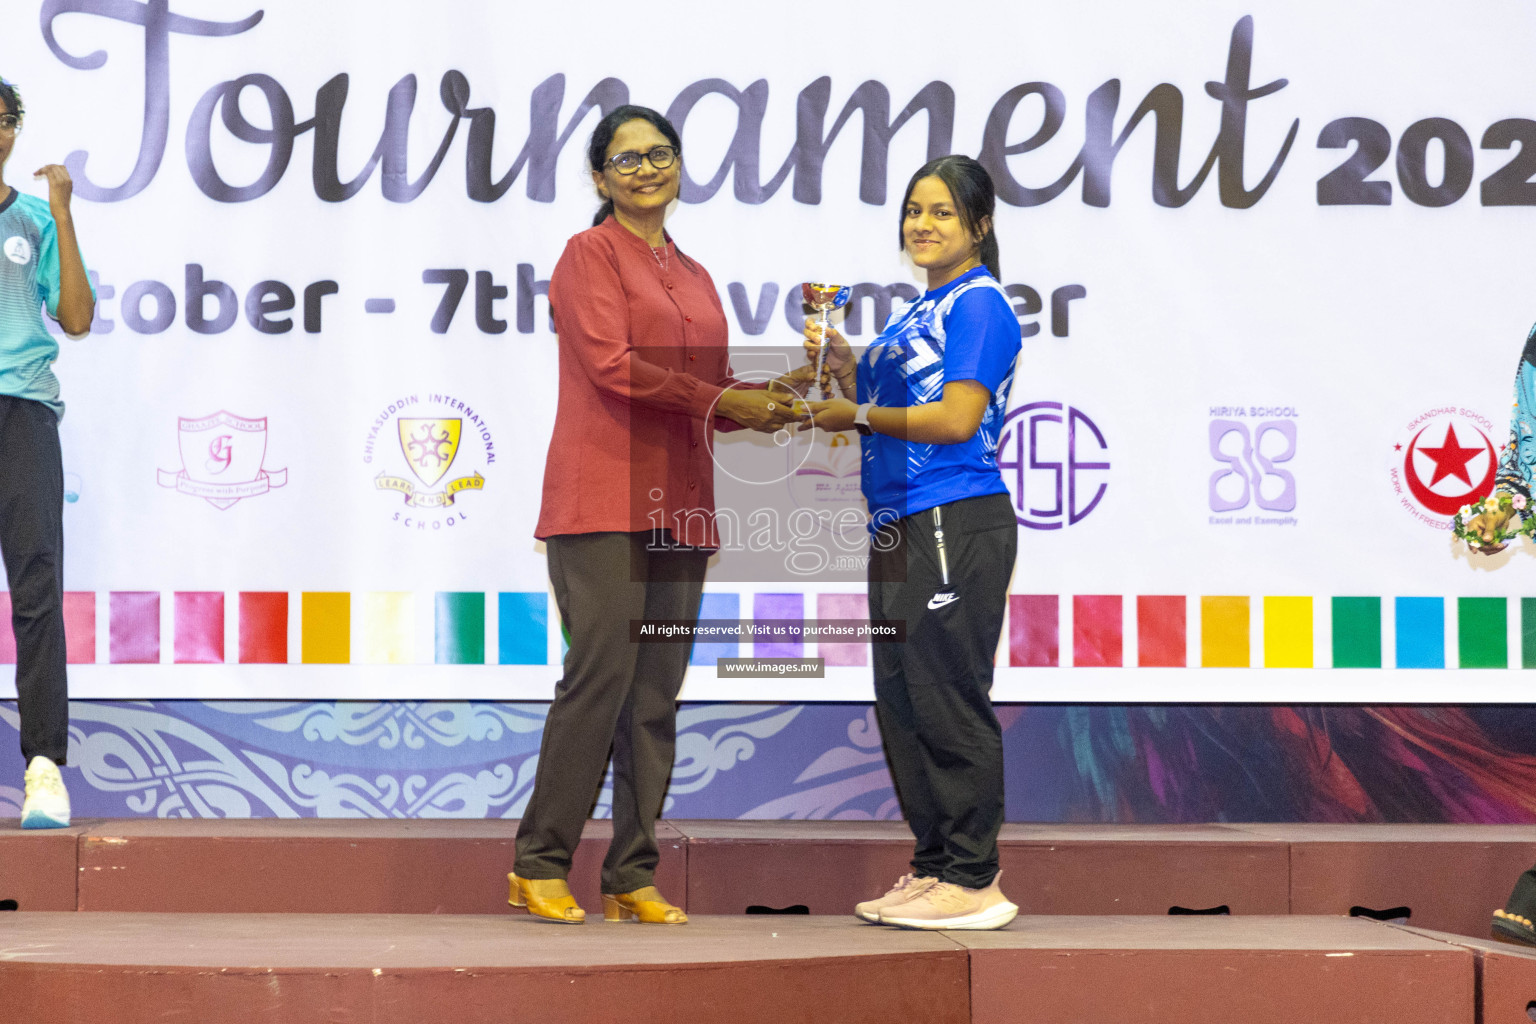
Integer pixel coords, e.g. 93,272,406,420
5,820,1535,1022
66,818,685,915
0,913,1494,1024
4,819,1534,935
1234,823,1536,937
1417,930,1536,1023
958,916,1473,1024
682,821,1291,915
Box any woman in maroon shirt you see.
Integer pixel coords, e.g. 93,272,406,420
509,105,797,925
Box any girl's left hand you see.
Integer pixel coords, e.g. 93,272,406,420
801,398,858,433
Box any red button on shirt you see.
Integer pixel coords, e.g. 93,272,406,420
536,217,745,549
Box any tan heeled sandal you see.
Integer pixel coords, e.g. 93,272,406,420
508,872,586,924
602,885,688,924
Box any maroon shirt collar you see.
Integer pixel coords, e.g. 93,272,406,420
597,213,673,254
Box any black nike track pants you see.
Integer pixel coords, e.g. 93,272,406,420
867,491,1016,889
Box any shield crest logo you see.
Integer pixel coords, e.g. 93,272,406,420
399,418,462,487
179,413,268,487
158,411,288,510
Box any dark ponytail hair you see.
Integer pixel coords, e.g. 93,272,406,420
586,104,682,228
0,78,24,124
897,154,1000,279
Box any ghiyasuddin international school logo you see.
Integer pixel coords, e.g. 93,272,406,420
1390,406,1498,529
363,393,493,528
157,411,287,510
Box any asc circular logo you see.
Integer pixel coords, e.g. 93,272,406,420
1389,406,1498,529
997,401,1110,530
362,392,496,530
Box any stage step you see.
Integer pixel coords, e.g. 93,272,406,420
959,916,1472,1024
3,819,1534,943
0,913,1485,1024
0,913,970,1024
1231,823,1536,938
0,824,83,911
1404,929,1536,1022
682,821,1290,915
71,818,685,915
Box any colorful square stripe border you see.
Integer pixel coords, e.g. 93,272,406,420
1005,594,1536,669
0,591,1531,669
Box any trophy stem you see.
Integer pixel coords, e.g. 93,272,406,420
814,309,832,401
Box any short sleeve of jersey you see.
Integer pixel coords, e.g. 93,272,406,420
941,286,1018,395
17,196,93,329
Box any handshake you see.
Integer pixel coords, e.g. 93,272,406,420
716,370,816,433
716,319,863,435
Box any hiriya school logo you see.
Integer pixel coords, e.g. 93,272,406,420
363,393,494,529
1208,405,1298,526
1390,406,1498,529
157,412,287,510
3,236,30,264
997,401,1110,530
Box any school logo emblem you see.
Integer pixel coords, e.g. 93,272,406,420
377,417,482,506
1389,406,1497,529
1207,405,1299,527
363,394,494,528
998,401,1110,530
3,236,30,264
157,411,287,510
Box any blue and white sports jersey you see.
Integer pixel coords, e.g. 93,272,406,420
858,265,1020,524
0,189,92,418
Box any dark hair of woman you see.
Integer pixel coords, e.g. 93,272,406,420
897,154,1000,280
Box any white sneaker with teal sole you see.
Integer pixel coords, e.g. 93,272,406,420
21,756,70,829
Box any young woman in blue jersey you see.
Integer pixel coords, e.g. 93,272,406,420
803,155,1021,930
0,76,94,828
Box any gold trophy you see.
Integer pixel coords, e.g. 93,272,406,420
802,282,851,403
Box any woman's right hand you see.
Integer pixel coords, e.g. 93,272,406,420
717,388,802,432
803,317,853,375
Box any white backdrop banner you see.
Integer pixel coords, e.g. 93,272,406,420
2,0,1534,699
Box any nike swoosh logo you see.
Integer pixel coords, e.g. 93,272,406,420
927,592,959,610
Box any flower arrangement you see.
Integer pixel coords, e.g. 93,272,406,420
1452,491,1536,553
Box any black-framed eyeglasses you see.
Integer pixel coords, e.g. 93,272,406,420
606,145,677,175
0,115,19,135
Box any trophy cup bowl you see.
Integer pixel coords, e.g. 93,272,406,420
802,282,851,402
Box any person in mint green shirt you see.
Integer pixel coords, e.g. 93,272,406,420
0,76,94,829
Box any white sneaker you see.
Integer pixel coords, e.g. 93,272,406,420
879,871,1018,930
854,873,938,923
21,756,70,829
